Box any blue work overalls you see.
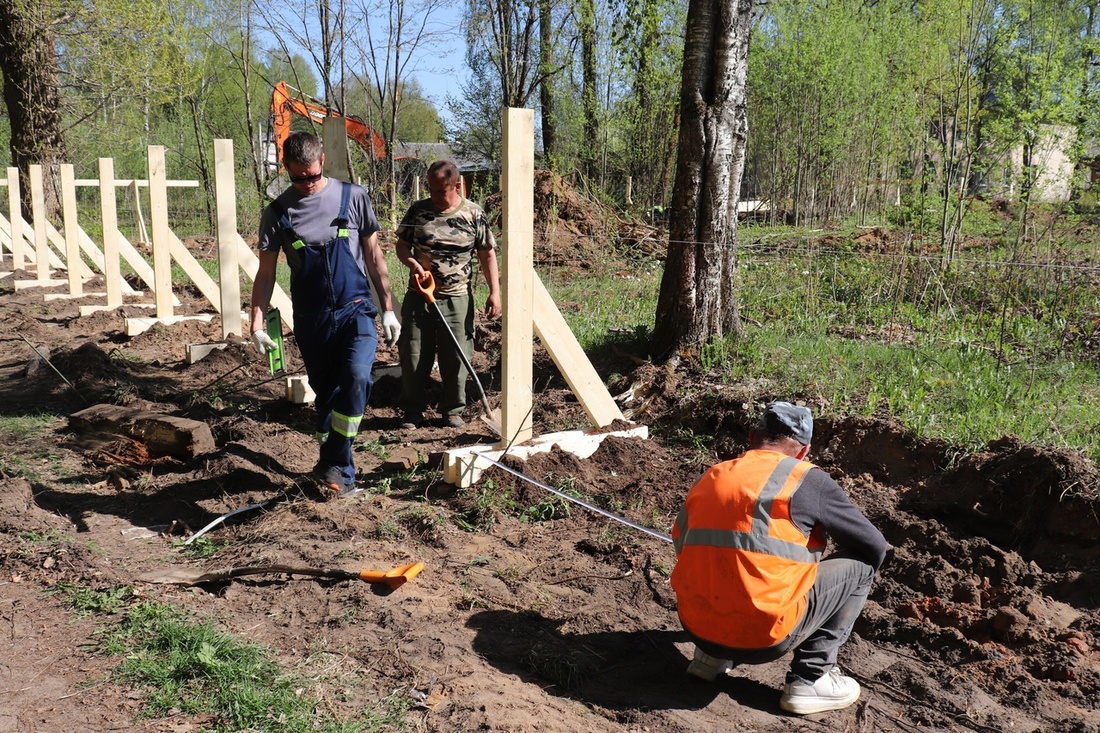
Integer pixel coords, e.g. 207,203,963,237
274,182,378,488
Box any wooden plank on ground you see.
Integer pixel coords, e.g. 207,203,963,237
442,426,649,488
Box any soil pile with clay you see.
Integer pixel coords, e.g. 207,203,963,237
3,223,1100,733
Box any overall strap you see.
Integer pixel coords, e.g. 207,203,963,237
336,181,352,231
270,198,305,250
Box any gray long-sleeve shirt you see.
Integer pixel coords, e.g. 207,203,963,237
790,467,888,570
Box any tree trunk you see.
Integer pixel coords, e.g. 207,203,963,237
579,0,598,181
0,0,67,220
652,0,752,361
538,0,557,165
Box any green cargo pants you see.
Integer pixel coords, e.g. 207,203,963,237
398,287,474,418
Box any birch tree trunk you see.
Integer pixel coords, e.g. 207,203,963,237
652,0,752,361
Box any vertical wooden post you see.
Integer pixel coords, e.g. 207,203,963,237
29,165,49,284
147,146,173,318
214,139,242,338
131,180,149,245
322,116,354,184
60,164,82,296
99,158,123,309
5,167,21,269
500,108,535,446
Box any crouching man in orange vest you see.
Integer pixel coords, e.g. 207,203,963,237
671,401,887,715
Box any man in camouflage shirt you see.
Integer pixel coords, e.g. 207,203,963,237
395,160,501,428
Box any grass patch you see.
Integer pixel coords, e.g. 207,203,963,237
0,414,68,481
57,583,135,617
539,261,660,351
723,236,1100,459
92,597,409,732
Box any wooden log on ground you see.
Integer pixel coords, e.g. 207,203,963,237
69,404,216,460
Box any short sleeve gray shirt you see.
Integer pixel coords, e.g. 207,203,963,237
257,179,380,275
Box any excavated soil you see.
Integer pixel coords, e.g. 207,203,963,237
3,237,1100,733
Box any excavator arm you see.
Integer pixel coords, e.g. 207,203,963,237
271,80,388,168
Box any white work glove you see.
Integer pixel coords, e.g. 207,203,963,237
381,310,401,347
251,330,279,356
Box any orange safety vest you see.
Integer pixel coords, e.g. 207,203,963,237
671,449,826,649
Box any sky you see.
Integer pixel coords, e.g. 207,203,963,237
402,5,468,128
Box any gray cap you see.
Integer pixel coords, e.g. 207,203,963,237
760,401,813,445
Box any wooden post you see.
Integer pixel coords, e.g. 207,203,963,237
5,167,21,269
29,165,49,284
131,180,149,245
322,117,353,183
99,158,123,309
147,146,173,318
500,108,535,446
60,164,82,296
214,139,242,338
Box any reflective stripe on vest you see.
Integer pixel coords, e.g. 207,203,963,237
674,457,821,564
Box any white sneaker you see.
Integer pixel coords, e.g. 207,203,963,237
685,647,733,681
779,667,860,714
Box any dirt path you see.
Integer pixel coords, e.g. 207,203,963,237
3,270,1100,733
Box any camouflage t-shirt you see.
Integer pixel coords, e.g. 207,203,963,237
396,197,497,298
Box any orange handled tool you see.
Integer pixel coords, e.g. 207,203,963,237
413,272,502,436
358,561,425,588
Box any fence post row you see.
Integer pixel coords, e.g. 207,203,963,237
0,140,293,338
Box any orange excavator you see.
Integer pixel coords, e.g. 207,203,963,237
270,80,387,168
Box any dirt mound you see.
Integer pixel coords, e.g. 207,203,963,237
484,169,664,268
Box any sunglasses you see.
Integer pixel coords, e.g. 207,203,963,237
289,171,323,185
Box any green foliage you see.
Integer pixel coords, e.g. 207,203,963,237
519,473,580,519
662,427,714,466
56,583,135,618
455,479,516,532
720,229,1100,459
177,536,225,559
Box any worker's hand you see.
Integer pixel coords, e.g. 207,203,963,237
484,292,502,319
381,310,401,347
251,330,279,356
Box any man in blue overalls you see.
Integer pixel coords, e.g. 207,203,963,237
250,132,400,497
